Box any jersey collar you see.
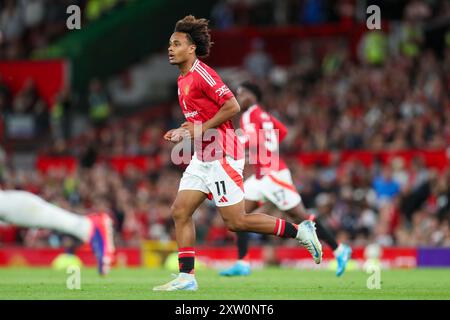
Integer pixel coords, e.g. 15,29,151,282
248,104,259,112
189,59,199,72
179,59,199,79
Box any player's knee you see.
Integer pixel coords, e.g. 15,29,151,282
224,215,247,232
170,203,190,222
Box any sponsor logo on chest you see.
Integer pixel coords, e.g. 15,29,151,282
184,110,198,119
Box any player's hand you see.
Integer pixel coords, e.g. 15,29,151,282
164,128,189,143
163,129,176,141
181,122,203,138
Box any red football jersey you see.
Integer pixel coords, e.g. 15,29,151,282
177,59,243,161
240,104,288,178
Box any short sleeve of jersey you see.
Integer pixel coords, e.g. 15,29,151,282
239,115,251,146
240,110,258,135
240,107,260,147
269,114,288,142
195,65,234,107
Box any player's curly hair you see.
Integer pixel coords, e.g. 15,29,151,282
174,15,213,58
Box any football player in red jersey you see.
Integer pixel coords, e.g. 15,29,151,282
218,82,352,278
154,15,322,291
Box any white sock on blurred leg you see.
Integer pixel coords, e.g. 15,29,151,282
0,190,92,242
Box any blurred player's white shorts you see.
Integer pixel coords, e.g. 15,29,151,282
244,169,301,211
179,153,245,207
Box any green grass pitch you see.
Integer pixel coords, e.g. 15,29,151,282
0,267,449,300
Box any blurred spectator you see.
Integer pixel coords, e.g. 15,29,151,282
243,38,273,80
88,78,111,129
86,0,121,21
0,0,25,42
51,86,73,140
79,131,98,169
21,0,45,29
33,98,49,136
373,166,401,206
358,30,389,66
0,77,53,139
300,0,326,25
211,0,234,29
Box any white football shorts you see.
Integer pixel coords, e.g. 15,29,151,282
179,153,245,207
244,169,301,211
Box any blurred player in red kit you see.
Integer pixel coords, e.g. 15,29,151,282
218,82,352,278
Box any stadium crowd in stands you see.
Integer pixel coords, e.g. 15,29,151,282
0,0,127,60
0,0,449,248
1,111,449,248
1,37,449,247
